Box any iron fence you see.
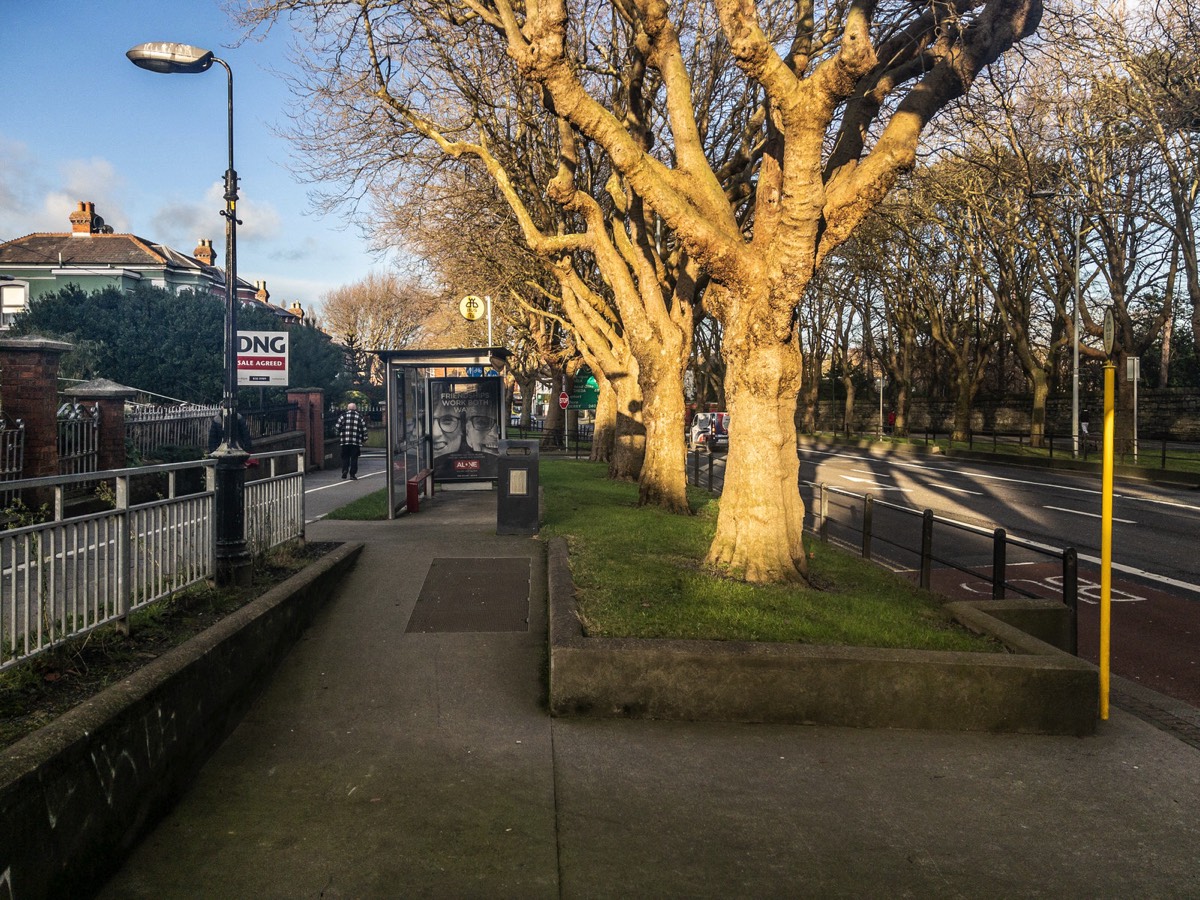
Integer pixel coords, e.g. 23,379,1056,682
0,417,23,506
125,404,221,457
57,401,100,476
0,449,305,671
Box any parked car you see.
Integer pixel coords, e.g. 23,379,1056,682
688,412,729,452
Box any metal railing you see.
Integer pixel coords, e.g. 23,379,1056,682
0,449,305,671
126,404,221,457
57,401,100,476
681,452,1078,653
810,481,1078,653
507,420,595,458
0,418,23,506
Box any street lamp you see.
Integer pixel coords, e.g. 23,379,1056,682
127,42,251,586
1031,189,1086,458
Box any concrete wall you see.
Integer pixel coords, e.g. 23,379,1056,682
547,539,1098,736
0,543,363,900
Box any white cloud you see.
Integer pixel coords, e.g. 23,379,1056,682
0,143,129,239
150,180,282,250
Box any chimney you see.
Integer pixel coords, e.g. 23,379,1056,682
288,301,304,319
194,239,215,267
69,201,96,235
255,280,270,304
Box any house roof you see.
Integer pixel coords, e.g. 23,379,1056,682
0,232,213,273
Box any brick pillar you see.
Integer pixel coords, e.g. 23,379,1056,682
0,336,74,480
63,378,138,471
288,389,325,470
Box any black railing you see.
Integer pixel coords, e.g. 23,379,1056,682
811,482,1078,654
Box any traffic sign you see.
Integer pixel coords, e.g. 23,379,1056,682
459,295,485,321
569,368,600,409
559,391,569,410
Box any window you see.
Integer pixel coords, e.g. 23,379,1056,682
0,282,28,330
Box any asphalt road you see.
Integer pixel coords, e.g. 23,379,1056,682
686,444,1199,706
797,446,1200,707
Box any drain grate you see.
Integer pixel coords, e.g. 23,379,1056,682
406,557,530,633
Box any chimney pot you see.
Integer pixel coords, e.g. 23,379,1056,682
194,239,215,267
70,201,97,235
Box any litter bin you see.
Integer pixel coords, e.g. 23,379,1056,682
497,439,539,535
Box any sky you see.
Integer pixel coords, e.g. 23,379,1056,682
0,0,387,316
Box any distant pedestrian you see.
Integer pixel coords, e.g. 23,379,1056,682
337,402,370,480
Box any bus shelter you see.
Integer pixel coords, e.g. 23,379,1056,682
375,347,510,519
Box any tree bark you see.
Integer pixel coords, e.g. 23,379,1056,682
590,376,617,463
1029,370,1049,449
705,323,806,582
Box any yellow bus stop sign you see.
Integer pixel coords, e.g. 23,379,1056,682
459,295,485,321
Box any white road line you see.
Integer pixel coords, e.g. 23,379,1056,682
1044,505,1136,524
851,468,892,478
927,482,983,496
304,470,383,495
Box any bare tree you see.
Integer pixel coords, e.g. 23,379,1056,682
237,0,1043,582
319,271,443,386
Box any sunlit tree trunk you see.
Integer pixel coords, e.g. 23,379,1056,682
590,376,617,463
705,319,806,581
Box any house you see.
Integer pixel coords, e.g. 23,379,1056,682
0,201,303,329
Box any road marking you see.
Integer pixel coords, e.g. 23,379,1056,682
805,447,1200,597
1044,505,1136,524
304,470,383,494
839,475,911,492
928,482,983,496
851,468,892,478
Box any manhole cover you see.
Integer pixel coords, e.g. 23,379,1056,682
406,557,530,633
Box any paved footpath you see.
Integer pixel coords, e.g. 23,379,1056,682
100,489,1200,898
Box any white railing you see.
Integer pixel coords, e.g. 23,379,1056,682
0,450,304,671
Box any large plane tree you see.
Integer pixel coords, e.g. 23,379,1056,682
238,0,1042,582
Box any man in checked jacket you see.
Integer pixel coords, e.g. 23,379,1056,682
336,402,370,480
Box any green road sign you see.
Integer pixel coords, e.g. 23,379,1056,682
569,369,600,409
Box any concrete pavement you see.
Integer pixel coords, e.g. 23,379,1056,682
99,486,1200,898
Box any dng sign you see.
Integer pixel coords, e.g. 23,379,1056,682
237,330,290,387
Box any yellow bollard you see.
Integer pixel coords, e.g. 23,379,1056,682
1099,362,1115,720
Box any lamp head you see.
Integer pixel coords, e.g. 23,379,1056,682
126,42,215,74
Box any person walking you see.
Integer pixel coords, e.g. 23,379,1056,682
337,402,370,480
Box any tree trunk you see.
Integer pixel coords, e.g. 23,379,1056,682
1029,370,1048,449
841,378,857,435
541,368,566,450
705,333,806,583
608,370,645,481
952,371,973,442
517,375,537,429
590,376,617,463
637,359,690,512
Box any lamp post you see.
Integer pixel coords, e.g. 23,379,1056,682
127,42,251,586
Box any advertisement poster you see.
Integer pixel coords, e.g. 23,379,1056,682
430,377,501,481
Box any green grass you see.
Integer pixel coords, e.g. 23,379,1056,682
325,488,390,520
540,460,999,652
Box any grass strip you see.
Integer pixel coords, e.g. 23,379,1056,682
540,460,999,652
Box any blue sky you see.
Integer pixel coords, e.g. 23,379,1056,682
0,0,387,315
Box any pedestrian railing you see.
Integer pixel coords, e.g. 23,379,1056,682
810,482,1078,653
0,450,305,672
682,453,1078,653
